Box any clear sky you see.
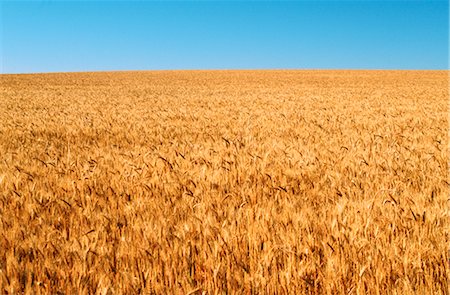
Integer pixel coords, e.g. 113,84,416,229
1,0,448,73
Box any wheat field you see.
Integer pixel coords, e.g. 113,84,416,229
0,70,448,294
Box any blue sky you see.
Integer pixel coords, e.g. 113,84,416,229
1,1,448,73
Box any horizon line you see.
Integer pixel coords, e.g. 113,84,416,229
1,68,449,75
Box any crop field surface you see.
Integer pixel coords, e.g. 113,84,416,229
0,70,448,294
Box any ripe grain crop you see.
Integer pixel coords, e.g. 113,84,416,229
0,70,448,294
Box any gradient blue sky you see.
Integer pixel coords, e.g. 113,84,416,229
1,0,448,73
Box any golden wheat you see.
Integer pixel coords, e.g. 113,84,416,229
0,70,448,294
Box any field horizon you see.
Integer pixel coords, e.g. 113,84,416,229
2,68,448,76
1,70,448,294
